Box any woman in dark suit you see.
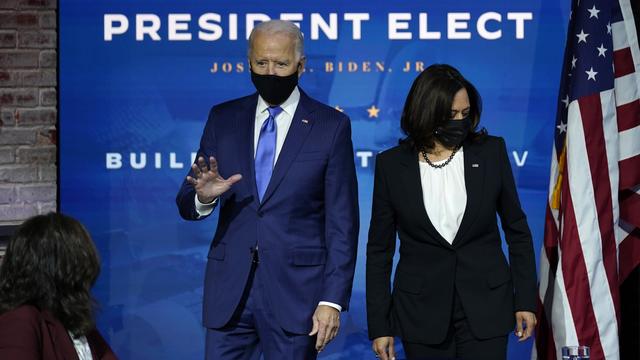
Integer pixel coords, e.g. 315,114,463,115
366,64,537,360
0,213,117,360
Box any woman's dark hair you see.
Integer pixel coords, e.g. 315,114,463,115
0,213,100,337
400,64,487,151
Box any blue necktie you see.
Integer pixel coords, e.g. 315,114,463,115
255,106,283,202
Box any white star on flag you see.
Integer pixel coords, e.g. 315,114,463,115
557,121,567,133
597,44,607,57
576,29,589,43
586,67,598,81
561,95,569,108
571,56,578,68
606,22,612,34
588,5,600,19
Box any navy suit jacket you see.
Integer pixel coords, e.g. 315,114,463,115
176,90,359,334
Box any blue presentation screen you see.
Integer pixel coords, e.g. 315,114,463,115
59,1,570,358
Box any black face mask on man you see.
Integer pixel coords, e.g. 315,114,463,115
434,116,472,148
250,66,299,105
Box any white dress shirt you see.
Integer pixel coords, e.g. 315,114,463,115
419,147,467,244
194,87,342,312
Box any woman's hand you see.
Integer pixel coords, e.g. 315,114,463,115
514,311,537,341
372,336,396,360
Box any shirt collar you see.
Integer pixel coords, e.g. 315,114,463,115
257,86,300,118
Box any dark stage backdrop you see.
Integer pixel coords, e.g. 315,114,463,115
59,1,570,358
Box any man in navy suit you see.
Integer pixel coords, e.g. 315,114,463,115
176,20,359,359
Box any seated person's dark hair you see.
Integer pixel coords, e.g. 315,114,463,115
0,212,100,338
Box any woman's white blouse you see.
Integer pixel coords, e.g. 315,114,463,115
418,147,467,244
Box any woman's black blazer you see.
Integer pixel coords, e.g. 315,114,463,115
366,135,537,344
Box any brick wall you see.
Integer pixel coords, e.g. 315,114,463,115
0,0,57,225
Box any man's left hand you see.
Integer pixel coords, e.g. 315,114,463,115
308,305,340,352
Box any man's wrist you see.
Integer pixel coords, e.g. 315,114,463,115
197,194,216,205
318,301,342,312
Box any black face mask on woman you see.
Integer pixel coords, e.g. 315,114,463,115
434,116,472,148
250,68,299,105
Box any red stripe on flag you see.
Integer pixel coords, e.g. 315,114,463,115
536,295,558,360
577,96,621,321
620,190,640,229
619,228,640,283
559,167,605,359
619,154,640,190
616,99,640,132
613,47,636,78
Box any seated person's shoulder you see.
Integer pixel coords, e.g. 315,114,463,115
0,304,41,325
0,305,42,348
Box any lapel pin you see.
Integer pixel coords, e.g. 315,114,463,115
472,163,479,168
302,119,309,124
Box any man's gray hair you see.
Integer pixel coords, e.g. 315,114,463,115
248,20,305,60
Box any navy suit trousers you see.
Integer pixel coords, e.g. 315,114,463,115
206,262,318,360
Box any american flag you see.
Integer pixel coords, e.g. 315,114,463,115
533,0,640,359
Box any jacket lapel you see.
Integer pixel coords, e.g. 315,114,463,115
398,145,453,248
451,140,485,246
42,310,80,360
258,91,315,207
